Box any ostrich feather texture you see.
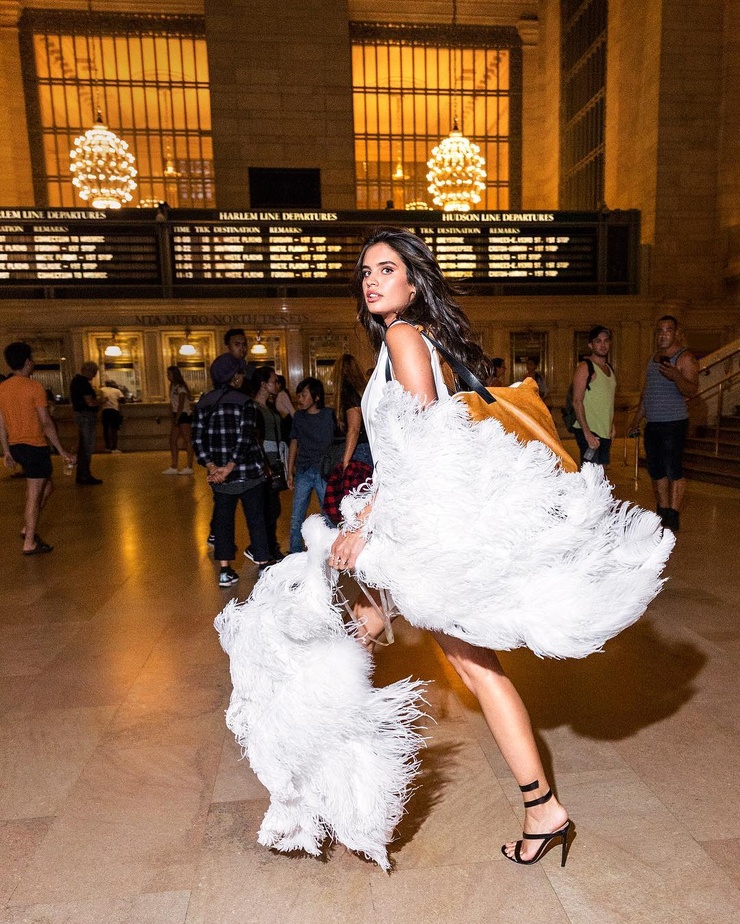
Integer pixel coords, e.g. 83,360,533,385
215,383,674,868
343,383,675,660
214,515,427,871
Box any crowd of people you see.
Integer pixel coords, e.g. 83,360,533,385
0,228,705,876
0,307,698,568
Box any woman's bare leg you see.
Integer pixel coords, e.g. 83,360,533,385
433,632,569,861
180,423,194,468
169,424,179,468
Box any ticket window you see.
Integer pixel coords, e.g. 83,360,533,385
164,331,217,399
510,332,548,389
25,336,65,401
90,332,145,401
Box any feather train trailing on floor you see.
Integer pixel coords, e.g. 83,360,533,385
215,383,674,867
214,516,427,871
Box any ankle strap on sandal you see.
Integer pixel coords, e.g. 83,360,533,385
519,780,553,808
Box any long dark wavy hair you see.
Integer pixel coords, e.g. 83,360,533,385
167,365,191,397
352,227,487,379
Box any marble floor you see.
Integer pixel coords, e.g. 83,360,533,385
1,446,739,924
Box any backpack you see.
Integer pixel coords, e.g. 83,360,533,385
562,358,595,432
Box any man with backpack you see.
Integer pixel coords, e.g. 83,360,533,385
570,325,616,467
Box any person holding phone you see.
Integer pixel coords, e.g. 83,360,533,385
629,315,699,532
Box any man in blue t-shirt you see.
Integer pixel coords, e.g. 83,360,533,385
287,376,335,553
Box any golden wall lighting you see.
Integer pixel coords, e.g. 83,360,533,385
104,329,122,357
179,329,197,356
250,332,268,356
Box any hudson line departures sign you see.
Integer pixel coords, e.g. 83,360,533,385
0,207,638,298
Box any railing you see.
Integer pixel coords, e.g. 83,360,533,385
690,366,740,456
689,339,740,456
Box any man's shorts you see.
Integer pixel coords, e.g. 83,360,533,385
644,418,689,481
573,427,611,466
10,443,53,479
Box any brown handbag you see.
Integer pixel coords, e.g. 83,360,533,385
386,330,577,473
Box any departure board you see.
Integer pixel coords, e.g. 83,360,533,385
0,209,159,285
170,210,606,284
0,207,638,298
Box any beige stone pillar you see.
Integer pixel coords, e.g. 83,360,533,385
0,0,33,204
520,4,559,209
204,0,356,210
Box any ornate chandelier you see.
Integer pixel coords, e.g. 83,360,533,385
426,118,486,212
70,111,137,209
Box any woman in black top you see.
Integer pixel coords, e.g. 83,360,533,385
332,354,372,469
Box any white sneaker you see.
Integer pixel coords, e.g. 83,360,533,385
162,467,179,474
178,467,194,475
111,449,123,454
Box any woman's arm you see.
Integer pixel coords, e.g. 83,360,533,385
331,324,437,570
342,406,362,469
384,322,438,406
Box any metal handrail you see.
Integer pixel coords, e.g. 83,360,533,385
696,340,740,376
689,367,740,456
693,364,740,400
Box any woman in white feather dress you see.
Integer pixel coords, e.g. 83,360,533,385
216,228,673,870
330,227,671,866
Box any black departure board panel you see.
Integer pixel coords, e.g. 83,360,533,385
0,207,638,298
0,209,159,286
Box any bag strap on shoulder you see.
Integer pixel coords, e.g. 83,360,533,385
383,324,495,405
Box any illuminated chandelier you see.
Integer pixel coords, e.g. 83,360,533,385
70,110,137,209
426,0,486,212
426,118,486,212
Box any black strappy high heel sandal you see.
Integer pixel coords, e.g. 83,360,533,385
501,780,572,867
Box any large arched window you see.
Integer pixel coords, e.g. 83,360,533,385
351,23,522,211
20,10,213,208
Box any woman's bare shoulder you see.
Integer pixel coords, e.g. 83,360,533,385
385,321,425,347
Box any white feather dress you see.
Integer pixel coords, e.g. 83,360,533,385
215,344,674,868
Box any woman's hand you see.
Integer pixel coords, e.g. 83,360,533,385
329,529,367,571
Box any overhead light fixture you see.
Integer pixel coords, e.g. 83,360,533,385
426,1,486,212
70,113,137,209
426,120,486,212
179,328,197,356
250,332,268,356
69,12,136,209
104,329,122,357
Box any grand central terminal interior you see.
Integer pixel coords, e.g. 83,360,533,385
1,2,740,922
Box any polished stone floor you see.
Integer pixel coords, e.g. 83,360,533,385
1,446,739,923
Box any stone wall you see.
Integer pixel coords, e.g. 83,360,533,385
205,0,356,209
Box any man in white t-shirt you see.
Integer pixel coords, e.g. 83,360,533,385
99,380,126,452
